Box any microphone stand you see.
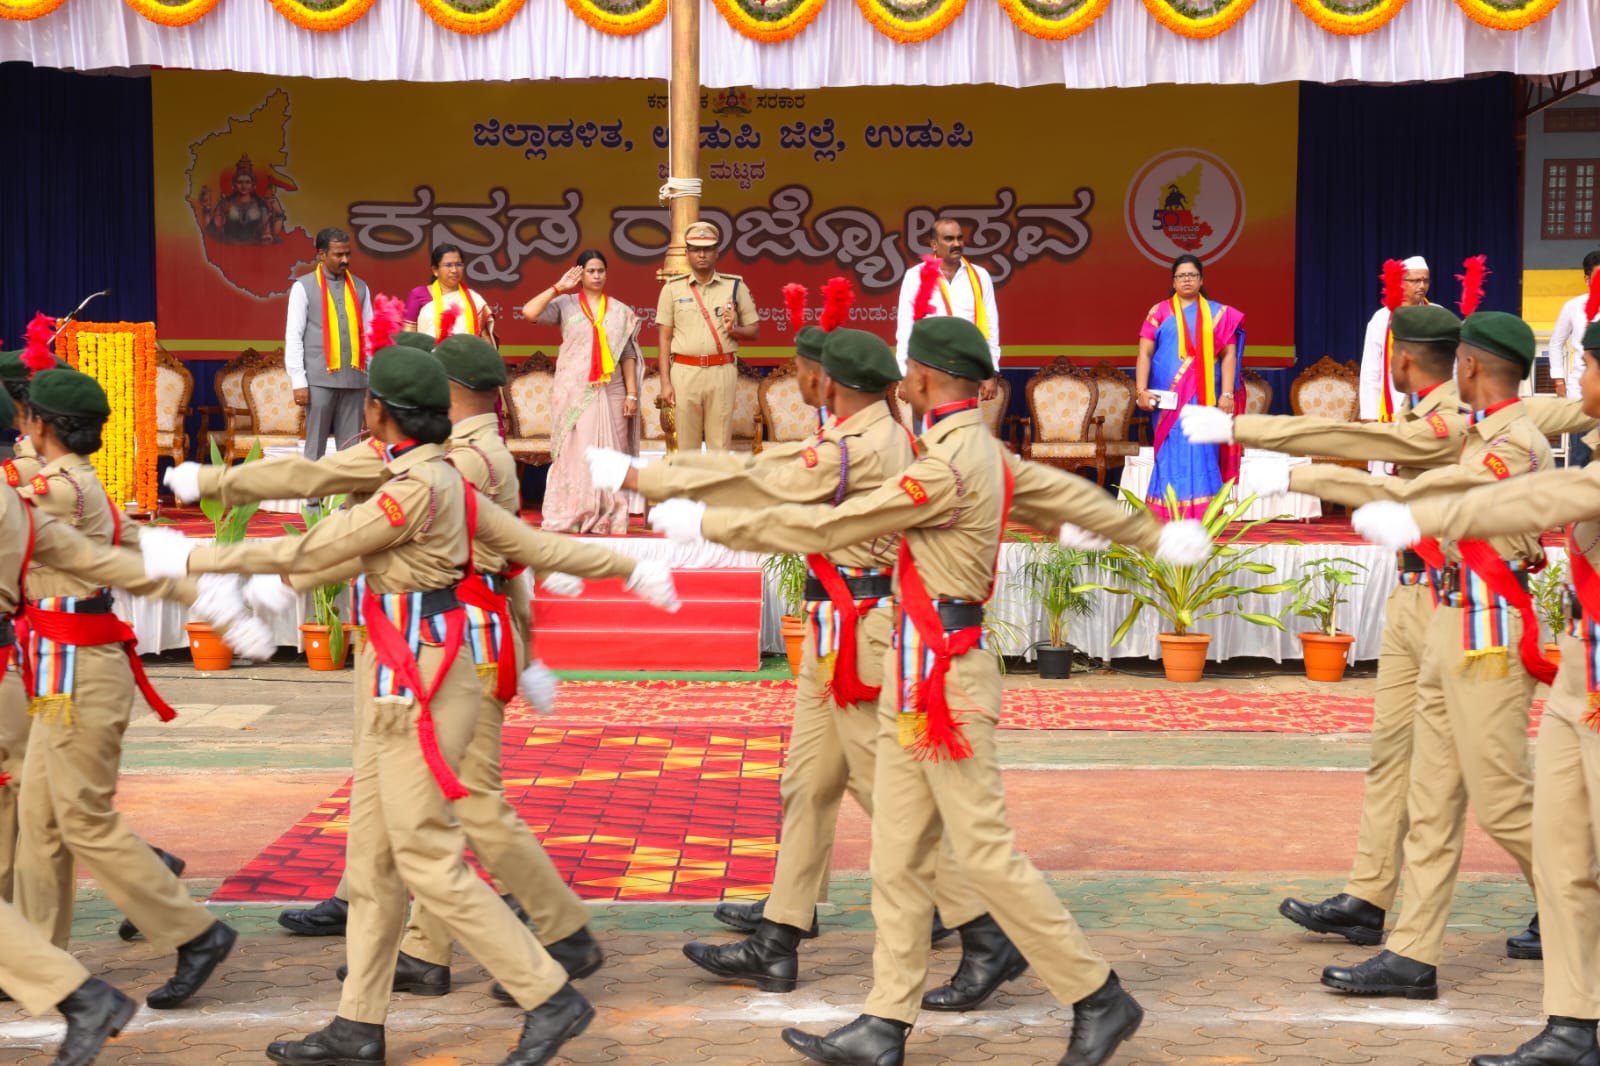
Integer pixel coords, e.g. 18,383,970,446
50,288,112,341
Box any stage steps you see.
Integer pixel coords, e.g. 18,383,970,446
532,568,764,672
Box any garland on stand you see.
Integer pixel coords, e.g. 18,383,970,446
267,0,376,31
415,0,528,33
1291,0,1407,33
856,0,966,42
997,0,1108,39
565,0,666,34
0,0,66,19
57,322,160,513
1141,0,1256,37
124,0,221,25
712,0,827,42
1454,0,1562,30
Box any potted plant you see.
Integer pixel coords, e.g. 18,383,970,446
1532,560,1569,669
1008,531,1098,679
187,439,263,670
1289,556,1368,682
285,495,351,670
763,552,808,676
1089,485,1296,682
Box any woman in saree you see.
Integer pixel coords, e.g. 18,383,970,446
1135,254,1246,519
406,243,498,346
521,250,641,533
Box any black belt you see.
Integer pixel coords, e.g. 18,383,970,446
936,602,985,631
0,617,12,646
1430,565,1530,598
1571,592,1584,622
418,586,461,616
804,574,894,602
1397,550,1427,574
30,591,115,615
479,572,507,595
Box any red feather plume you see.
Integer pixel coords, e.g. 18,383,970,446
1456,255,1490,318
21,313,57,372
1585,269,1600,324
1380,259,1405,313
365,294,404,356
819,276,855,332
437,302,461,339
912,255,942,321
781,283,808,334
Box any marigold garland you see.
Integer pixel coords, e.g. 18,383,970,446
1141,0,1256,37
415,0,527,33
124,0,220,24
1291,0,1406,33
712,0,826,42
0,0,66,19
57,322,159,512
856,0,966,42
1455,0,1561,30
564,0,666,34
268,0,376,32
997,0,1107,39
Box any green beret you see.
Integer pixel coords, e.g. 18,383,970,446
907,318,992,382
1390,305,1460,345
1583,320,1600,353
28,368,110,418
0,349,68,383
1460,311,1536,377
368,346,450,411
393,331,436,352
432,334,507,390
794,326,827,363
821,329,901,392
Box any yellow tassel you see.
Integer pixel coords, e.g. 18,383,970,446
815,652,836,688
28,694,75,726
1461,648,1509,679
476,662,498,696
1584,692,1600,733
897,711,925,750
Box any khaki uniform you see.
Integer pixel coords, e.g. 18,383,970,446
657,272,758,451
0,897,88,1014
0,437,42,900
1289,400,1551,966
186,442,639,1022
638,402,982,932
702,407,1163,1023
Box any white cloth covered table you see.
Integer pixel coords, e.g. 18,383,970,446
1119,447,1321,521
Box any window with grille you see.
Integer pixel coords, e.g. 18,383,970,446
1544,159,1599,240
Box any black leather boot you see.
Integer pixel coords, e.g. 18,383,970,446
1507,915,1543,961
500,983,593,1066
336,951,450,996
1059,972,1144,1066
265,1016,386,1066
278,896,350,937
146,921,237,1009
118,847,187,942
683,918,802,992
713,896,819,938
1279,893,1385,946
931,908,955,946
1471,1018,1600,1066
491,926,606,1004
1321,949,1437,999
921,913,1028,1011
502,894,530,924
781,1014,910,1066
52,977,137,1066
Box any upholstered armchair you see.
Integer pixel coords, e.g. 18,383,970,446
1242,368,1273,416
729,362,765,454
980,377,1014,450
206,349,274,462
1085,363,1143,486
638,363,676,455
1017,358,1100,478
240,363,306,454
758,363,821,445
153,348,193,465
1291,356,1363,472
504,354,556,468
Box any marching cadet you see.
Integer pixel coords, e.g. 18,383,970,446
592,327,1020,1009
141,343,677,1066
1347,317,1600,1066
1180,304,1584,960
1241,312,1550,1000
648,317,1211,1066
0,347,42,905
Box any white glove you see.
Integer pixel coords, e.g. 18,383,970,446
220,614,276,661
1240,459,1291,500
648,498,707,545
139,526,197,579
539,573,584,598
1179,404,1234,445
624,559,681,613
1058,523,1111,551
1353,501,1422,551
191,574,247,629
163,461,203,505
244,574,299,619
1155,520,1211,567
586,447,634,492
518,660,559,715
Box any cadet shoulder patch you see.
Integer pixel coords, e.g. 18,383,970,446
366,438,387,457
1483,453,1511,480
376,492,406,526
899,476,929,505
29,475,48,496
2,461,17,487
1425,413,1449,439
801,447,818,469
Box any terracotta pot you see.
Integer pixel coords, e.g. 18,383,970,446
301,623,352,671
1300,631,1357,683
1545,641,1563,671
780,615,806,677
1157,633,1211,682
185,622,233,672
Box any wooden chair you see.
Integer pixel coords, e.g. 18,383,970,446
153,348,193,466
198,348,274,461
1242,368,1273,416
729,362,766,454
886,380,1015,446
638,363,675,455
1290,356,1363,473
503,354,556,468
757,362,821,445
1085,363,1144,486
240,362,306,454
1016,358,1100,479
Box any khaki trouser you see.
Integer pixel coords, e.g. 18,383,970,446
766,608,985,932
0,897,88,1015
13,644,214,952
1386,605,1537,967
864,644,1109,1023
671,361,736,452
338,639,568,1024
0,668,30,901
1343,583,1434,910
1534,635,1600,1018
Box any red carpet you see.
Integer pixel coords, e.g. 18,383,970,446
534,572,763,671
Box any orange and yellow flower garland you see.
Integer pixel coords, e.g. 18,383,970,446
712,0,827,42
268,0,375,32
857,0,966,42
1455,0,1562,30
1141,0,1257,37
1292,0,1407,33
57,322,159,512
565,0,666,34
124,0,220,25
996,0,1107,39
415,0,527,33
0,0,66,19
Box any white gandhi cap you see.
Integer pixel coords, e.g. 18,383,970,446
1401,256,1429,272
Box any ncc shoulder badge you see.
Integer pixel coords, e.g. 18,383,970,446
376,492,406,526
801,447,819,469
29,475,48,496
1483,453,1511,480
899,476,929,505
1,460,17,487
1425,413,1449,439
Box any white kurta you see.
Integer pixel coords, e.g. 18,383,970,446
1548,292,1591,397
893,259,1001,375
1358,305,1404,422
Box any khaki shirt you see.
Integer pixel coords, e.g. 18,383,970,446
656,272,758,358
701,409,1163,600
0,489,185,615
1410,465,1600,551
639,401,911,571
445,413,521,576
1288,399,1551,565
2,437,40,489
21,454,162,600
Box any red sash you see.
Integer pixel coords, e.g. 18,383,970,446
23,606,177,722
804,555,882,708
452,480,517,702
1417,535,1555,686
1565,526,1600,729
5,503,36,690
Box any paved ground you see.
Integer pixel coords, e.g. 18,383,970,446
0,659,1547,1065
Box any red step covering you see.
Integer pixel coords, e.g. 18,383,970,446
532,569,764,672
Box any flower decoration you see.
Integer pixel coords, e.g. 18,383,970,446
1141,0,1256,37
415,0,528,33
997,0,1108,40
565,0,667,34
712,0,827,41
56,322,160,511
0,0,66,19
267,0,377,32
857,0,967,42
125,0,221,25
1454,0,1562,30
1291,0,1407,33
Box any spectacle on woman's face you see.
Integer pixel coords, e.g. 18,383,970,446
1171,264,1203,298
583,260,607,290
434,252,465,283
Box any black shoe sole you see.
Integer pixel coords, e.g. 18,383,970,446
265,1051,383,1066
561,951,604,982
277,916,348,937
1278,899,1384,947
920,953,1030,1012
1506,944,1543,961
393,979,450,997
681,946,797,993
1320,974,1437,1000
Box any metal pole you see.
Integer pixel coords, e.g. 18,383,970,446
658,0,700,280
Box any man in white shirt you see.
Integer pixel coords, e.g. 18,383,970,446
1546,249,1600,467
1359,255,1432,422
285,227,373,460
894,219,1002,400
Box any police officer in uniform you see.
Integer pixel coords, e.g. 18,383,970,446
656,220,759,452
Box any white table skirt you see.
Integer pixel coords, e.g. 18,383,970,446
1119,448,1322,522
259,441,339,514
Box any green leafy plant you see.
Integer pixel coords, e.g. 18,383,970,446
283,494,349,665
1532,560,1570,644
1008,531,1099,649
1087,484,1296,642
763,553,808,618
982,598,1026,675
200,437,263,545
1288,556,1368,637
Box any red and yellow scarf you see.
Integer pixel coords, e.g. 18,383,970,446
579,292,616,384
430,280,479,339
937,259,989,339
318,265,364,373
1378,311,1397,422
1172,295,1219,405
